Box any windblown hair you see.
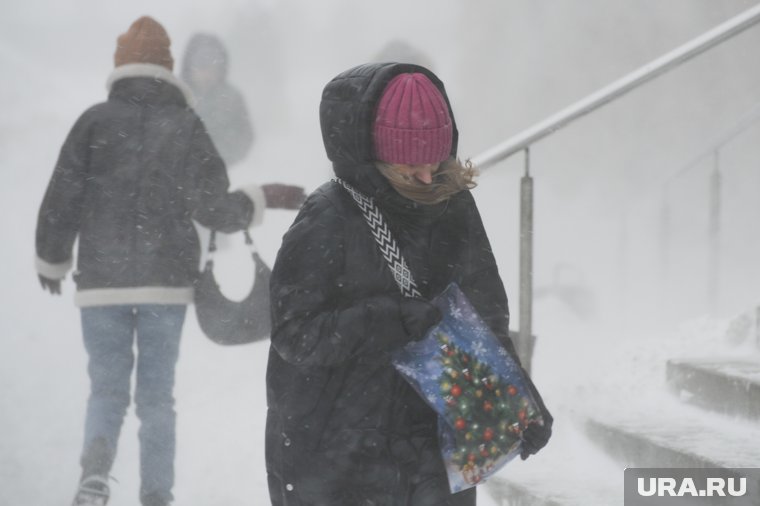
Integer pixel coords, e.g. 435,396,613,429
376,157,478,205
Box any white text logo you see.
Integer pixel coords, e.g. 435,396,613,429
637,477,746,497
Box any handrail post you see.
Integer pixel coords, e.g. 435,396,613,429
708,150,721,313
518,148,534,374
659,186,671,313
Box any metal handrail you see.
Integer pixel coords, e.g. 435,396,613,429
620,99,760,208
471,3,760,170
667,101,760,184
469,3,760,373
655,100,760,314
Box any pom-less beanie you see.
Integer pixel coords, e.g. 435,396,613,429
114,16,174,70
373,73,453,165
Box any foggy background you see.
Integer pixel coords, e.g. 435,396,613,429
2,0,759,504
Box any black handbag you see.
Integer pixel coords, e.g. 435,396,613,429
194,229,272,345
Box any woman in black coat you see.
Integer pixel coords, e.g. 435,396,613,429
265,63,552,506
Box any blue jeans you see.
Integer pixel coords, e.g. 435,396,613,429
80,304,186,505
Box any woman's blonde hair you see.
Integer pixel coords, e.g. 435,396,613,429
376,157,478,205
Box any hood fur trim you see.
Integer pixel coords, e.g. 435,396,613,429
106,63,195,106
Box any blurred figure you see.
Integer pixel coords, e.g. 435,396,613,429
265,63,553,505
35,16,274,506
180,32,306,225
180,33,254,168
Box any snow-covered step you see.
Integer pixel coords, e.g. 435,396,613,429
485,478,563,506
581,394,760,470
481,416,622,506
666,359,760,420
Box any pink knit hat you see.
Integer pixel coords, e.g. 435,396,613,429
373,73,453,165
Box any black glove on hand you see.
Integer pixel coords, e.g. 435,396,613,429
262,183,307,210
38,274,62,295
399,299,442,342
520,408,553,460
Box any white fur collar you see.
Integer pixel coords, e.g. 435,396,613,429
106,63,195,106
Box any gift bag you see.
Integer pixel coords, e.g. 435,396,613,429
391,282,545,493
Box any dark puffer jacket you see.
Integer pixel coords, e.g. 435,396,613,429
36,64,260,307
266,63,516,505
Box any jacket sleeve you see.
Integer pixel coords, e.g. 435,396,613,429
35,110,92,279
269,192,410,368
185,117,258,232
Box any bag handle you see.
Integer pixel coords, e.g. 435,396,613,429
334,177,421,298
205,229,259,269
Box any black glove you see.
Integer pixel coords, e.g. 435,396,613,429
399,299,442,342
39,274,62,295
262,183,307,210
520,408,553,460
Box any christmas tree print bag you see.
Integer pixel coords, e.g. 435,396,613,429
391,282,545,493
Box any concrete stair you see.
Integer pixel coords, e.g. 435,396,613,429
485,478,563,506
482,319,760,504
581,360,760,471
666,359,760,420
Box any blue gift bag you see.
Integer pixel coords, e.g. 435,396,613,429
392,283,545,492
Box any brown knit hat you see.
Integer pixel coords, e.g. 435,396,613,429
114,16,173,70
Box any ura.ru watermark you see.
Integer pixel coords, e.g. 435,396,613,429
637,476,745,497
624,468,760,505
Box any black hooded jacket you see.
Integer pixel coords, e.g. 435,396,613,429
35,64,254,307
265,63,515,505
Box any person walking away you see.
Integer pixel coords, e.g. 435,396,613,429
35,16,283,506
